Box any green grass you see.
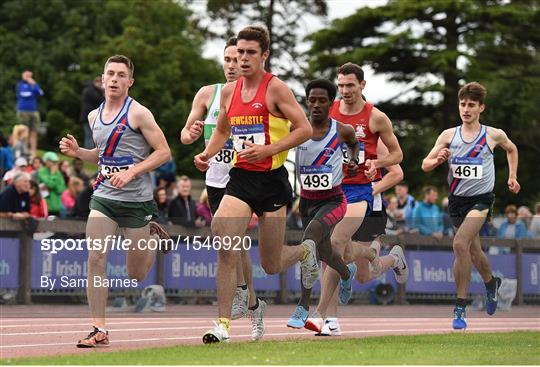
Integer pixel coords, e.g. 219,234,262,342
36,149,97,175
3,332,539,365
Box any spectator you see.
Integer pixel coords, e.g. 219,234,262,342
286,198,303,230
72,180,94,219
16,70,44,157
3,157,28,185
155,159,177,187
497,204,529,239
60,176,84,217
0,132,14,181
168,176,204,228
11,124,30,161
26,156,44,181
412,185,444,240
0,172,31,219
441,197,454,237
385,194,400,235
29,180,48,218
518,206,533,232
79,76,104,149
196,189,212,225
394,181,416,230
37,152,66,215
59,160,71,185
530,202,540,238
153,187,170,225
71,158,91,185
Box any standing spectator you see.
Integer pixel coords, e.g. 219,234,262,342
59,160,71,185
72,180,94,219
0,172,31,219
394,181,416,230
37,152,66,215
16,70,44,157
497,204,529,239
385,194,400,235
79,76,104,149
196,189,212,225
441,197,454,237
412,185,444,240
29,180,48,218
3,157,27,185
153,187,170,225
71,158,91,185
0,132,14,182
530,202,540,238
60,176,84,217
11,124,30,161
517,206,533,232
168,176,204,228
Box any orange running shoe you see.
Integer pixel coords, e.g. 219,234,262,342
76,327,109,348
149,221,172,254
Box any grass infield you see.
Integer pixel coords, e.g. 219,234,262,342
3,331,539,365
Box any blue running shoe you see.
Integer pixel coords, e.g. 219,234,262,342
287,305,309,329
485,277,502,316
452,306,467,330
339,263,357,305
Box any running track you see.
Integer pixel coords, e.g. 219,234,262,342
1,304,539,359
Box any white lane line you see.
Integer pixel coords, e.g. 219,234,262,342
1,326,538,349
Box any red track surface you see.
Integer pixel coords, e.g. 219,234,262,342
1,304,539,359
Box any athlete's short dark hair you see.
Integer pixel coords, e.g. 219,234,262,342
305,79,337,101
458,82,487,105
337,62,364,83
105,55,134,78
237,26,270,53
224,37,237,51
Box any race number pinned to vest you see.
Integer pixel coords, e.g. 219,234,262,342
100,156,134,179
451,157,483,180
342,142,365,164
299,165,332,191
206,126,234,165
231,124,265,152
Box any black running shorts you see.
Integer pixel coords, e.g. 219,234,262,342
207,186,226,215
352,209,387,242
300,192,347,236
448,192,494,228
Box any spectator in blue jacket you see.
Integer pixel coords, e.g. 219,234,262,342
16,70,44,157
497,204,529,239
412,185,444,240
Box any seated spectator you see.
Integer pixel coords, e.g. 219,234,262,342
153,187,170,225
497,204,529,239
71,158,91,185
394,181,416,231
60,176,84,217
11,124,30,161
412,185,443,240
59,160,71,185
196,189,212,225
72,180,94,219
527,202,540,238
518,206,533,233
0,132,14,180
168,176,204,228
3,157,28,185
441,197,454,237
286,198,303,230
26,156,43,181
29,180,48,218
385,194,400,235
0,172,31,220
37,152,66,215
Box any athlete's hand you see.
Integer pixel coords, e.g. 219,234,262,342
109,168,136,189
188,120,204,141
508,177,520,194
238,141,272,163
346,161,359,177
194,152,210,172
59,134,80,158
364,159,377,181
436,148,451,164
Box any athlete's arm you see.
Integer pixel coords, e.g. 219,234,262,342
491,127,520,194
364,109,402,180
194,83,233,171
238,79,312,163
180,85,212,144
421,129,454,172
372,140,404,196
109,104,171,188
59,110,99,164
337,121,360,177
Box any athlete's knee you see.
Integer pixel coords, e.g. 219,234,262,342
87,251,107,271
211,217,228,237
127,267,148,282
343,246,355,264
453,237,470,257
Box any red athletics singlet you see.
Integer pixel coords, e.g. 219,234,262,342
227,72,290,171
330,100,381,184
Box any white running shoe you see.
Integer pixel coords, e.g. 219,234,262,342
300,240,319,289
231,287,249,320
317,318,341,336
249,299,266,341
390,245,409,284
202,321,230,344
304,311,324,333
